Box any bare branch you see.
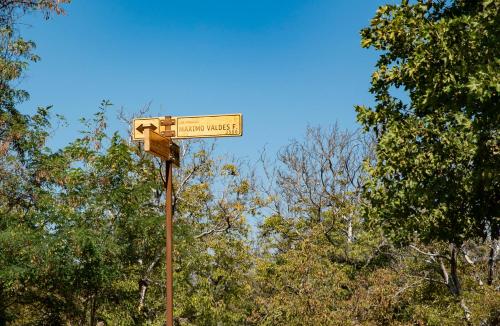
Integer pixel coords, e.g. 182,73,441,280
409,245,450,261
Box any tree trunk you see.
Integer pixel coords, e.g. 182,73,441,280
347,216,353,244
138,278,150,312
0,284,5,326
449,245,473,325
449,244,461,296
90,294,97,326
460,298,472,326
487,239,498,286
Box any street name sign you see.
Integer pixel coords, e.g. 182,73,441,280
132,113,242,140
174,113,242,138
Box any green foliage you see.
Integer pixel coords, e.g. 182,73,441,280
356,0,499,245
1,106,258,324
0,1,70,156
1,1,498,324
355,1,499,323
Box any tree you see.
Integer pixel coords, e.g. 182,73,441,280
252,126,386,325
0,2,70,324
1,104,259,324
0,2,257,322
356,0,499,323
0,0,70,152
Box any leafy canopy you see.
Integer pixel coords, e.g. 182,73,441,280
356,0,499,245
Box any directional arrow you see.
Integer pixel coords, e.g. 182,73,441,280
136,123,157,134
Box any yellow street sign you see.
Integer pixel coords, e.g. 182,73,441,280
174,113,242,139
144,129,180,165
133,114,243,140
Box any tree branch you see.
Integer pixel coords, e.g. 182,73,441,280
410,245,449,261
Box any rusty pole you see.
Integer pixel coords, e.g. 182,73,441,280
165,160,174,326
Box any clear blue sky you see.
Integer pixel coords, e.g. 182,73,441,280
20,0,394,160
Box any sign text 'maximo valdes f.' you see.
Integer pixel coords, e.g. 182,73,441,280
133,113,242,141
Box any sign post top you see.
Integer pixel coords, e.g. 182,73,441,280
143,129,180,166
132,113,242,141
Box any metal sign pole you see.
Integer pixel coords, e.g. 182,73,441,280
165,160,174,326
133,113,242,326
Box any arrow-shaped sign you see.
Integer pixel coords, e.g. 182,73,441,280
136,123,157,134
133,118,161,140
144,128,180,166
